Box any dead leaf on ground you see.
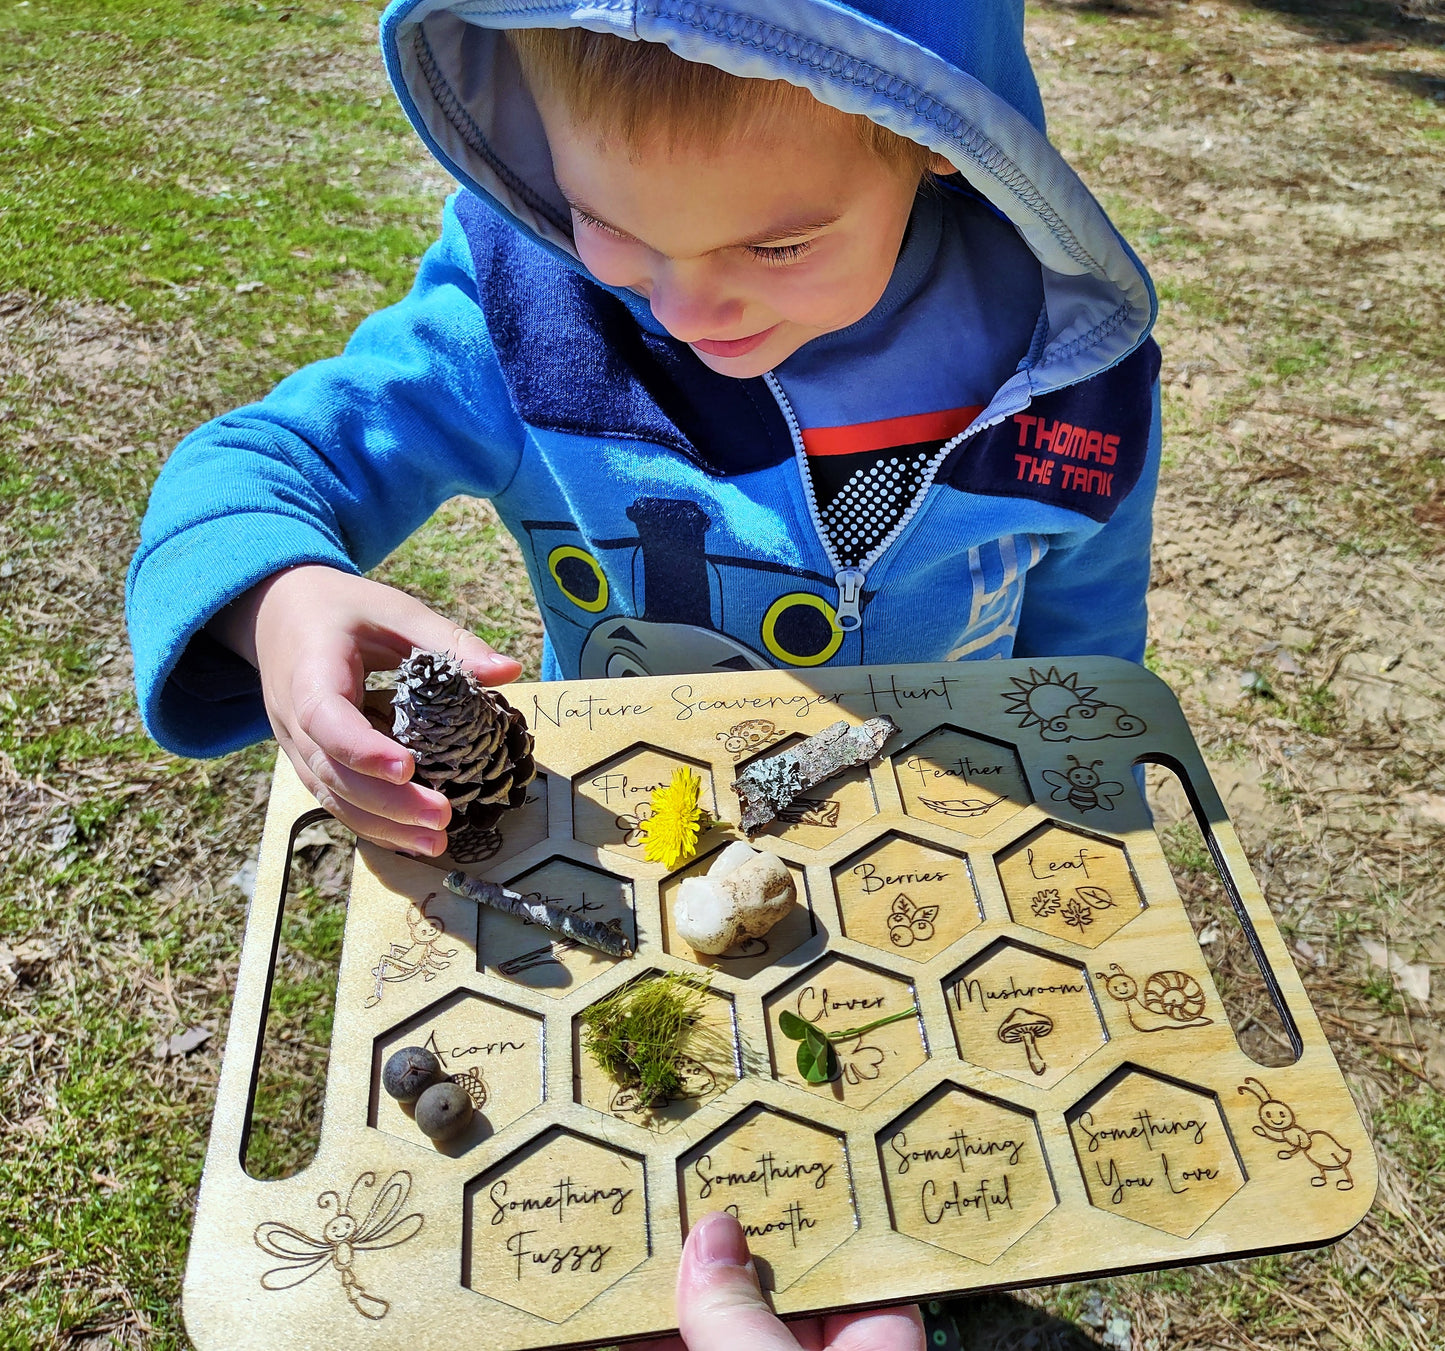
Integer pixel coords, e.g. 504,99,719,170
153,1025,215,1060
1360,938,1432,1004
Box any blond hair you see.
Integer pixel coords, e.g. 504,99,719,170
507,28,937,179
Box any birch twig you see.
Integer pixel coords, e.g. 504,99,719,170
733,716,899,836
443,871,632,959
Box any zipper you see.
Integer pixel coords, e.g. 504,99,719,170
763,371,1027,633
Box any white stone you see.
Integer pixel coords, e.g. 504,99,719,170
675,844,796,955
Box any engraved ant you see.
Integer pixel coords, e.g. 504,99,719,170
1238,1077,1353,1191
1042,756,1125,813
365,894,458,1007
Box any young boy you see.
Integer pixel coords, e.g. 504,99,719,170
126,0,1160,862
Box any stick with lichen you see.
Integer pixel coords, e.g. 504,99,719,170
443,870,632,958
733,716,899,836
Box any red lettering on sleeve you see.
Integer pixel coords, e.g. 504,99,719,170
1013,414,1037,446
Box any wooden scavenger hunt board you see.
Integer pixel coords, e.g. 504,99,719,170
184,659,1375,1349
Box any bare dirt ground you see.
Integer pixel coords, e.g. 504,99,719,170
1,0,1441,1347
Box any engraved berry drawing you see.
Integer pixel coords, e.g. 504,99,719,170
887,894,939,948
1238,1078,1354,1190
253,1170,424,1320
1042,757,1126,812
1097,962,1213,1032
365,895,458,1008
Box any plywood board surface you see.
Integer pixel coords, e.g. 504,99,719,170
183,659,1375,1349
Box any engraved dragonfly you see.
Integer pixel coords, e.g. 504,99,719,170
254,1170,424,1320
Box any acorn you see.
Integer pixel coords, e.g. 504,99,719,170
414,1080,474,1142
382,1045,442,1104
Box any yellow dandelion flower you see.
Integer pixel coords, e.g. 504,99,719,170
640,767,706,869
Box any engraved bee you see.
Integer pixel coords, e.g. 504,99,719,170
1042,756,1126,812
886,893,939,947
254,1170,423,1320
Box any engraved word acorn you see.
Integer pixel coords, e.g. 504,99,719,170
1096,962,1212,1032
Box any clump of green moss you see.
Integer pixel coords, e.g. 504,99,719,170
580,972,711,1108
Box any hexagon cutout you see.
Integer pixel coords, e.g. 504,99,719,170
465,1127,650,1320
893,725,1031,837
832,833,981,962
1067,1065,1247,1238
765,956,927,1108
995,823,1144,947
878,1082,1056,1263
679,1105,854,1291
661,841,814,979
574,971,741,1132
572,743,718,859
371,989,543,1154
444,772,550,869
945,939,1107,1090
479,857,633,995
739,733,878,850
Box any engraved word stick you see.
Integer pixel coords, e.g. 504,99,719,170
443,871,632,959
733,717,899,836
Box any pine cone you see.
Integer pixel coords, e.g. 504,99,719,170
390,650,536,834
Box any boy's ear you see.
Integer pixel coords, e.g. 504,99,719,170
928,152,961,177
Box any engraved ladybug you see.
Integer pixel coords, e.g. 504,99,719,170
1096,961,1212,1033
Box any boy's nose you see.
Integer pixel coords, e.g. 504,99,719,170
646,264,745,343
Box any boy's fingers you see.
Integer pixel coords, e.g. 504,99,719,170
821,1308,927,1351
279,728,449,856
361,589,524,685
296,686,416,784
674,1212,800,1351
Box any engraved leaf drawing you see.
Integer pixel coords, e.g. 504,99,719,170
1075,885,1116,911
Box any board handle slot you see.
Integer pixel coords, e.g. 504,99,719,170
240,808,354,1180
1137,755,1301,1068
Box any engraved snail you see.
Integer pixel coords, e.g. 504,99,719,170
1096,962,1213,1032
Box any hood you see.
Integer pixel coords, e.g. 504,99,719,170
379,0,1155,394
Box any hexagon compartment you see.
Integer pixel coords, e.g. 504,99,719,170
678,1105,854,1291
832,833,981,962
765,955,927,1108
574,971,741,1132
464,1127,650,1320
892,725,1031,837
660,841,814,979
572,743,718,860
371,989,543,1154
1067,1066,1247,1238
995,823,1144,948
944,939,1106,1090
739,733,878,850
446,773,550,868
877,1083,1056,1263
479,857,633,995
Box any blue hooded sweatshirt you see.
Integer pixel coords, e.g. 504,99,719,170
125,0,1161,759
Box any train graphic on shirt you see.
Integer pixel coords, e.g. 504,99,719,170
517,496,1035,679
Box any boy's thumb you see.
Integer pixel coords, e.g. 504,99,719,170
674,1211,798,1351
377,589,523,685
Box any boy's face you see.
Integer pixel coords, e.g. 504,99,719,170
537,96,951,378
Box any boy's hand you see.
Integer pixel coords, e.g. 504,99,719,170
212,564,522,856
635,1210,925,1351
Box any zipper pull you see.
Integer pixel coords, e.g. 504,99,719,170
834,569,865,631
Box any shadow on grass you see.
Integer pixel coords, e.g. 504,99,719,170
943,1293,1100,1349
1033,0,1445,49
